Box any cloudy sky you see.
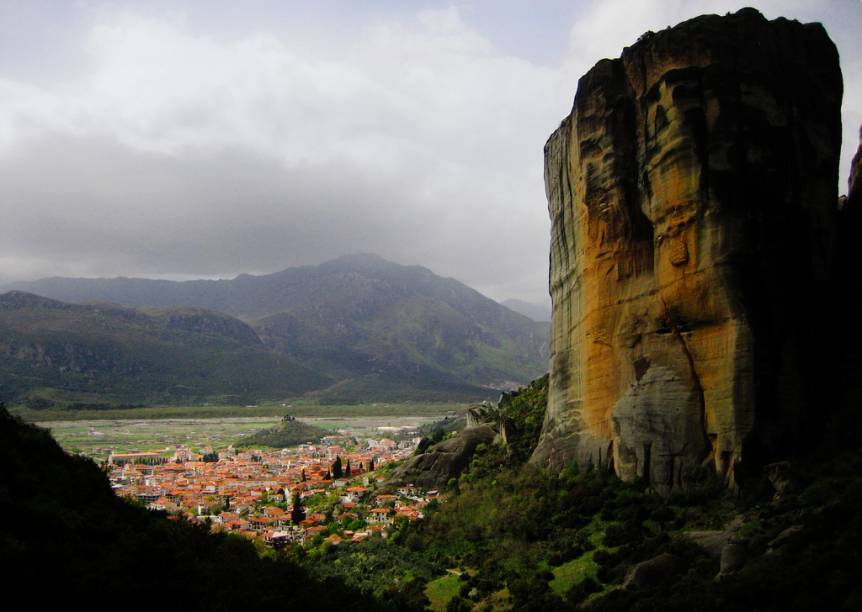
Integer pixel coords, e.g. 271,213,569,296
1,0,860,304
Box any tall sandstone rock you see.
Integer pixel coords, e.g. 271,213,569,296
531,8,845,492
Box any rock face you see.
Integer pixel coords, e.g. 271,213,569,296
386,425,496,489
622,553,682,589
531,8,844,492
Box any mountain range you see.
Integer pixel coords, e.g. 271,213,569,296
1,254,549,407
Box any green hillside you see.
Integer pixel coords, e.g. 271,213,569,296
302,377,862,611
4,254,549,403
0,291,328,406
237,415,328,448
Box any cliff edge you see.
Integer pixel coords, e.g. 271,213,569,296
532,8,846,492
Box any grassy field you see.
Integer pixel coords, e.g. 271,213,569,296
11,400,469,422
41,414,448,461
549,518,614,597
424,571,465,611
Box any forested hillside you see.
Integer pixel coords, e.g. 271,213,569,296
0,291,326,406
4,254,549,404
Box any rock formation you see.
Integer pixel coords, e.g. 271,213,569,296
531,8,845,492
386,425,496,489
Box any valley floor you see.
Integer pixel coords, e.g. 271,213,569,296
42,414,447,461
11,400,467,422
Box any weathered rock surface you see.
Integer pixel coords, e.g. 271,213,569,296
684,530,732,559
764,461,797,501
385,425,496,489
622,553,682,589
532,8,845,492
767,525,803,553
466,401,497,429
684,515,743,558
719,541,748,576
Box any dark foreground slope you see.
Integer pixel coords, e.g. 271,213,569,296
7,254,549,402
0,405,377,610
0,291,327,406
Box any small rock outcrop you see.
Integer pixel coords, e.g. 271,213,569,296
465,401,497,429
622,553,682,589
386,425,496,489
719,541,748,576
532,8,846,492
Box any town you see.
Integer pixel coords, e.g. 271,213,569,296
106,431,439,550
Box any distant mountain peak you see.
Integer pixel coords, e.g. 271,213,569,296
324,252,396,268
2,256,549,404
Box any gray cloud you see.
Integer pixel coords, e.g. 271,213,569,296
0,1,859,305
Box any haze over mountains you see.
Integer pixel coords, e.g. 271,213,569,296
1,254,549,407
500,299,551,323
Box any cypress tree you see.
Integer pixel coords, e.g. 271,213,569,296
290,490,305,525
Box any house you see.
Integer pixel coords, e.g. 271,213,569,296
375,494,397,507
368,508,393,526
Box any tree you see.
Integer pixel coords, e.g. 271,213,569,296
290,491,306,525
369,457,375,471
301,469,307,482
324,470,332,480
345,459,351,478
332,456,343,479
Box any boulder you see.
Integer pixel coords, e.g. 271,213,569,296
622,553,682,589
385,425,496,489
767,525,803,552
719,541,748,575
684,530,730,559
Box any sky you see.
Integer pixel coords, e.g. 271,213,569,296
1,1,861,305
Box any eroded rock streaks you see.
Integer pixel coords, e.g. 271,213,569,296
532,8,844,493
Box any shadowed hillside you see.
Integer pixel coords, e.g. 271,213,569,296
0,404,381,610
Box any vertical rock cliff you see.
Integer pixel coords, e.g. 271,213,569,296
532,8,844,492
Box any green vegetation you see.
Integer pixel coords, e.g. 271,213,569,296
424,571,465,611
6,365,859,610
4,254,549,405
295,375,862,611
235,415,328,448
496,373,548,463
0,292,326,406
36,413,448,461
549,554,599,596
43,417,281,461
